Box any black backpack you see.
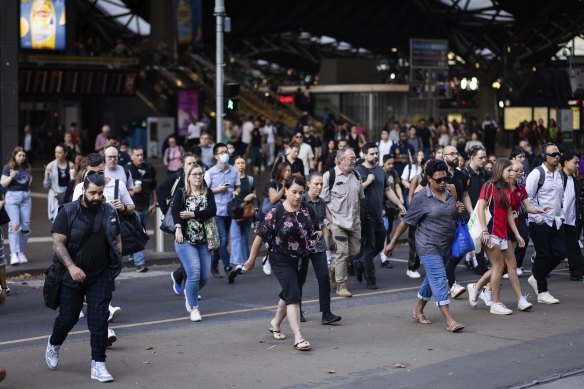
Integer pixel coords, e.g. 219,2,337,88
114,180,150,256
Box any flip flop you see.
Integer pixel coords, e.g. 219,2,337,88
293,339,312,351
412,312,432,325
268,328,286,340
446,321,465,333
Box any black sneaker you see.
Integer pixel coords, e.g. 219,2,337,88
380,261,393,268
228,267,238,284
136,265,148,273
300,311,306,322
355,261,364,283
321,310,342,325
366,280,379,290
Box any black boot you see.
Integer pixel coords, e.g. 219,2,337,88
366,278,379,290
321,310,342,325
355,260,364,283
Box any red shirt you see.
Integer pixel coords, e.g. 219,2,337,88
510,184,528,225
480,182,512,239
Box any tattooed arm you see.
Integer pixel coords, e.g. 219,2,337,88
53,233,86,283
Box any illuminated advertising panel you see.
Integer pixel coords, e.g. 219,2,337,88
20,0,66,50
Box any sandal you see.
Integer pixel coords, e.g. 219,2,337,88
446,321,465,333
268,328,286,340
293,339,312,351
412,312,432,325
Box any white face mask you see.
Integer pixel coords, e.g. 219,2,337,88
219,154,230,164
228,148,235,156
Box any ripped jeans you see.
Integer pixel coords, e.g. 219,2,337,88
4,190,31,255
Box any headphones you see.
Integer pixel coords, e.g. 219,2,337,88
540,142,555,160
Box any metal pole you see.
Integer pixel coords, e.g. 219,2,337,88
215,0,225,143
155,208,164,252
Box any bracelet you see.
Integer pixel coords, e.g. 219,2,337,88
482,231,489,235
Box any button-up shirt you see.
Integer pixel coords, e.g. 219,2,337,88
321,166,364,230
204,164,240,216
564,176,577,226
526,164,564,228
401,186,458,257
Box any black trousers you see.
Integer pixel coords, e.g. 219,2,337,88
299,251,331,313
50,275,112,362
408,226,420,271
446,255,464,288
355,216,386,282
529,222,566,293
514,217,530,268
564,224,584,276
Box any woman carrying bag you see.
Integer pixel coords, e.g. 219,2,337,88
44,144,75,222
173,165,217,322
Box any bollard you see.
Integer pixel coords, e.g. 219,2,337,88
155,207,165,252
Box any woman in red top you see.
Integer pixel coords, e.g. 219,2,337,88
467,159,525,315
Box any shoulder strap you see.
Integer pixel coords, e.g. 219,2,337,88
170,177,181,197
273,202,286,239
352,168,361,181
560,170,568,192
534,166,545,198
114,179,119,200
328,168,335,190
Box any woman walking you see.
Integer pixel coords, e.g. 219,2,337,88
1,147,33,265
467,159,526,315
44,144,75,221
163,136,184,177
173,164,217,321
244,176,320,351
384,159,465,332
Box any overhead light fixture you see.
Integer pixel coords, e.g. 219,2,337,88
390,73,396,80
492,80,501,89
461,78,468,89
475,62,480,69
469,77,479,91
498,101,505,108
391,47,398,53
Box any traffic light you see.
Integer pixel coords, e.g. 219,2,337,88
224,83,240,112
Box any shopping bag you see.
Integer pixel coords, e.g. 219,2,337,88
451,217,475,257
467,184,493,253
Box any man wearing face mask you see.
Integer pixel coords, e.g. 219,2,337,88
353,143,406,290
46,173,122,382
321,148,364,297
204,143,241,280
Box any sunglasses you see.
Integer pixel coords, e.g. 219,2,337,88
429,176,447,184
546,152,560,158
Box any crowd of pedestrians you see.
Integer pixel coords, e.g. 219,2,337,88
2,112,584,383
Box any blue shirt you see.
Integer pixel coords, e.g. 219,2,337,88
204,164,241,216
2,164,31,191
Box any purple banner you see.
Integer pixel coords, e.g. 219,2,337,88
177,89,199,137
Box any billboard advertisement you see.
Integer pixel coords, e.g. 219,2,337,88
177,89,200,137
20,0,66,50
174,0,203,46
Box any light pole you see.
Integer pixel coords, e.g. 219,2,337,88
215,0,225,143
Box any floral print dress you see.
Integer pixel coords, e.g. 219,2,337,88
185,193,208,246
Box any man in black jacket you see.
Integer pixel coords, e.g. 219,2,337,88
45,173,122,382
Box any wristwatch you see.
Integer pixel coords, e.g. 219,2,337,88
175,224,182,229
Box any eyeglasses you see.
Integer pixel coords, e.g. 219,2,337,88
105,155,118,159
343,156,357,161
546,152,560,158
190,172,203,177
429,176,447,184
444,152,459,157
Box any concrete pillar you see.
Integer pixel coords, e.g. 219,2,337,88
0,0,19,164
149,0,177,59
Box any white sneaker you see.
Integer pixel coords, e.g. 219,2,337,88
467,283,479,307
490,302,512,315
184,290,192,313
91,360,114,382
45,338,60,370
537,291,559,304
527,275,538,295
10,253,19,266
516,267,523,276
449,281,467,298
198,295,202,300
106,329,117,347
108,305,122,322
502,273,509,279
517,295,533,311
17,252,28,264
406,270,421,279
380,253,388,262
190,308,202,322
262,257,272,275
79,310,85,319
479,290,493,307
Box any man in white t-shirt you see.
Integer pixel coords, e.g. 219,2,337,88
293,131,314,176
261,118,277,166
104,146,134,194
377,128,393,166
187,119,203,148
241,116,254,156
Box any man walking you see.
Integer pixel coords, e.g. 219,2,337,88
526,143,566,304
126,146,157,272
45,173,122,382
321,148,364,297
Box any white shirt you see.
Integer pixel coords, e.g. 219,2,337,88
377,139,393,166
24,134,32,152
297,143,314,176
241,121,254,144
526,164,564,228
187,122,202,140
72,179,134,206
564,176,577,226
105,165,134,190
401,164,422,182
261,125,276,144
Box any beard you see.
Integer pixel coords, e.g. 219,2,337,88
446,159,458,168
83,195,102,209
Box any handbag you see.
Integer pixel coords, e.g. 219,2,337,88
467,183,493,253
228,199,245,219
43,263,64,310
204,218,220,250
160,178,181,234
114,180,150,255
451,216,475,257
238,201,256,221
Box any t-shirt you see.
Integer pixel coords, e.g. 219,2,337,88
377,139,393,166
127,163,157,210
251,128,262,147
385,170,401,209
480,182,512,239
355,164,388,222
297,143,314,176
389,143,415,176
51,204,111,280
261,125,276,144
105,165,134,190
446,168,468,202
2,165,31,191
401,164,422,182
72,179,134,206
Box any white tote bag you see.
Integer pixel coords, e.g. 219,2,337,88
467,183,493,253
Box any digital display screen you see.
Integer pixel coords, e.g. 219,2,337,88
20,0,66,51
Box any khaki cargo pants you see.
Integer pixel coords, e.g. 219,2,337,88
329,223,361,283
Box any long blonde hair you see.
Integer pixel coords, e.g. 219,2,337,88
185,165,205,197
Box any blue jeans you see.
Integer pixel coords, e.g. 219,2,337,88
214,215,232,271
4,190,31,255
417,253,450,306
230,218,251,266
174,241,211,309
132,209,149,267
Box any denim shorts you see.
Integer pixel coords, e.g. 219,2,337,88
490,235,508,250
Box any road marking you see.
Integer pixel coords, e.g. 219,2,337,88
4,230,155,244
